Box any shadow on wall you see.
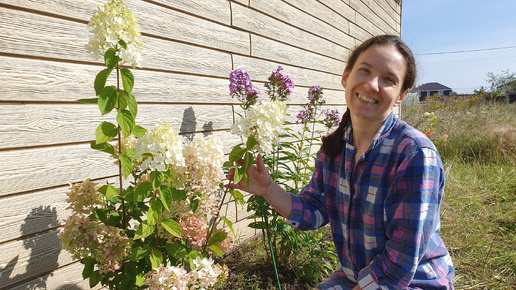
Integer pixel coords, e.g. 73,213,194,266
0,206,61,290
180,107,214,140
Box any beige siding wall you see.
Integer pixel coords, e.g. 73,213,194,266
0,0,401,288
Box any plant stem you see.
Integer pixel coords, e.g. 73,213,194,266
202,183,231,255
116,63,127,229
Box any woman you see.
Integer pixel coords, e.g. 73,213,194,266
227,35,454,289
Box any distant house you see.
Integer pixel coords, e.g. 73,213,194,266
414,82,453,102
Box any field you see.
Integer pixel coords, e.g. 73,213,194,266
218,96,516,289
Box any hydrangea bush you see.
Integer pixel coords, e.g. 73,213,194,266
60,1,231,288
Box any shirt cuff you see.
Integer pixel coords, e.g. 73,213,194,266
288,193,305,228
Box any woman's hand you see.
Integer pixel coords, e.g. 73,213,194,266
225,154,273,197
226,154,293,218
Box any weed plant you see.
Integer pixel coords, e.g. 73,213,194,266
402,95,516,289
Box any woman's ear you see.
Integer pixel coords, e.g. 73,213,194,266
394,89,410,107
341,69,349,88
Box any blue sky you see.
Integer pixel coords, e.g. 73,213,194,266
401,0,516,94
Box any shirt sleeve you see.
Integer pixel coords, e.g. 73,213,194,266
289,150,330,231
357,146,445,289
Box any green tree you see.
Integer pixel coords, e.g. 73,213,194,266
486,69,516,96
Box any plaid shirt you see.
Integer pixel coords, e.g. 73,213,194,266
289,112,454,289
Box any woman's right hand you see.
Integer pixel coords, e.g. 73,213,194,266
225,154,273,197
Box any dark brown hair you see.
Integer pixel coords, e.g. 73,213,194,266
321,35,417,157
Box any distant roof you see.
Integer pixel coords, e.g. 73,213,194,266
415,82,452,91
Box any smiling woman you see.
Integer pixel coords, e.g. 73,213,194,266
228,35,455,289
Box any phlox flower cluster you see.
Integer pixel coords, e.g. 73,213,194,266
85,0,143,67
135,123,185,172
265,66,295,101
231,100,287,154
296,85,326,124
60,214,131,274
65,179,105,215
229,69,260,109
145,257,228,290
323,109,341,129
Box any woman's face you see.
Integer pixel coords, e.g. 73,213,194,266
342,44,408,124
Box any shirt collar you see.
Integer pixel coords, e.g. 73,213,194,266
342,111,398,150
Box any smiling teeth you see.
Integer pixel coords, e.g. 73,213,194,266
358,95,378,104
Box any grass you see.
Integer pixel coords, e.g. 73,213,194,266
402,96,516,289
218,96,516,289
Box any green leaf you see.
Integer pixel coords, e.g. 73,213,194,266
128,92,138,118
128,246,151,261
81,257,95,279
118,90,129,110
230,188,245,206
190,198,200,212
150,250,163,269
209,231,227,245
134,182,152,203
95,122,118,144
221,217,235,235
147,199,163,226
229,145,245,163
90,141,115,155
150,171,164,189
163,243,188,260
188,251,202,270
104,49,119,70
98,185,118,198
159,186,172,211
118,39,127,49
119,155,133,179
98,85,117,115
246,135,259,150
117,109,135,137
233,166,243,184
171,188,187,201
94,68,112,96
134,221,153,239
77,98,98,104
121,68,134,93
132,125,147,138
248,221,266,229
89,270,101,288
135,274,146,286
209,245,222,257
161,219,181,238
94,209,108,224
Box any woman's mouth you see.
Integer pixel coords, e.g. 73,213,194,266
357,94,378,104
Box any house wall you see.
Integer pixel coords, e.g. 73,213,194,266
0,0,401,288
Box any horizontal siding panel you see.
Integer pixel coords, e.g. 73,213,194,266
10,262,95,290
251,35,347,75
231,2,349,60
0,8,235,74
0,230,75,289
250,0,354,49
0,56,233,103
289,0,352,33
0,0,245,53
232,55,343,91
0,144,118,197
317,0,356,23
0,104,234,149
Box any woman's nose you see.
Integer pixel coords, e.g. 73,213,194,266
364,76,380,92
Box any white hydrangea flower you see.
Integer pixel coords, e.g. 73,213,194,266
135,123,185,172
183,135,225,195
85,0,143,67
231,100,287,154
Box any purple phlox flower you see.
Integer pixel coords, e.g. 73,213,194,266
296,105,316,124
308,85,325,106
265,66,295,101
323,109,341,129
229,68,260,109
